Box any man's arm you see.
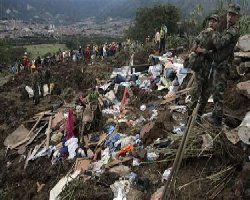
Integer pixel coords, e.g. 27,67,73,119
212,27,238,49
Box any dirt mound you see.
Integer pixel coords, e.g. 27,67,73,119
224,79,250,120
141,109,173,145
60,178,114,200
0,60,113,200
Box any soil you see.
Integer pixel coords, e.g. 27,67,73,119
0,53,249,200
0,60,113,200
141,108,174,145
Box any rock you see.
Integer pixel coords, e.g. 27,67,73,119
233,57,242,65
234,52,250,59
245,62,250,68
237,34,250,52
237,80,250,99
237,62,250,75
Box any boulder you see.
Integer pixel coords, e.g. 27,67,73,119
237,34,250,52
234,52,250,59
237,80,250,99
237,62,250,75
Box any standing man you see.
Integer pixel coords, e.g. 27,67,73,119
159,25,167,53
32,67,40,105
155,31,161,51
187,14,219,118
22,52,29,71
206,4,241,128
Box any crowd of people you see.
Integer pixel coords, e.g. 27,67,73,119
13,41,124,105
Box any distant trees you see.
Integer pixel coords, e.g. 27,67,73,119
125,4,180,42
0,40,25,64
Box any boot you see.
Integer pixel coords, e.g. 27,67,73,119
205,115,222,129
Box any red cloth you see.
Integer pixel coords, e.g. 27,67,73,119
66,109,74,140
119,87,128,112
85,47,91,59
22,56,29,67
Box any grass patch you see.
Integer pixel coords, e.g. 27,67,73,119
23,43,68,59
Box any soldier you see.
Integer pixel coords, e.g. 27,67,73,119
44,68,51,93
38,67,44,97
205,4,241,128
187,14,219,118
32,67,40,105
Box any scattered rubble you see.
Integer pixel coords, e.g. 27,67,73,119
1,36,250,200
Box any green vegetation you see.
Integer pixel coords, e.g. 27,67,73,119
125,4,180,42
0,40,25,64
23,43,67,59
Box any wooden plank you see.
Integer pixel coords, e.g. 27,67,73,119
161,87,192,105
11,114,44,149
46,116,53,150
105,157,132,169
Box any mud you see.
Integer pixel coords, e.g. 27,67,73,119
0,52,249,200
0,60,113,200
60,178,114,200
141,108,173,145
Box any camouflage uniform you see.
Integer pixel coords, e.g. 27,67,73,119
188,25,217,116
44,68,51,93
32,70,40,105
211,23,240,125
38,69,44,97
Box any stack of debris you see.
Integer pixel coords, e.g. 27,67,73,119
3,48,250,200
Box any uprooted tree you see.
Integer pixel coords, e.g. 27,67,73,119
125,4,180,42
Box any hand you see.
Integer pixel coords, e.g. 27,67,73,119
206,27,214,32
195,47,206,53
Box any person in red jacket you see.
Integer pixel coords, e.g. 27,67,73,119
22,52,30,70
85,45,91,60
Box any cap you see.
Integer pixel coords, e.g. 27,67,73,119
228,3,241,15
208,14,219,22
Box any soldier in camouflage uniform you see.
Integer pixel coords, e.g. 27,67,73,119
32,68,40,105
205,4,241,127
32,67,44,105
188,14,219,117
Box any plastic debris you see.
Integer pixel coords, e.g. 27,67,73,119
147,152,159,161
65,137,78,159
132,158,140,166
162,167,172,182
140,104,146,111
110,179,131,200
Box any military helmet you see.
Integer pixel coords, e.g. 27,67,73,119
208,14,220,22
228,3,241,15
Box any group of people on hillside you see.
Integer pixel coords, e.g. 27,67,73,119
187,3,241,128
155,25,168,53
77,42,122,60
145,25,168,54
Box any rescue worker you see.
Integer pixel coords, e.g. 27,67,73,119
155,31,161,51
44,68,51,94
205,4,241,128
22,52,29,71
159,25,167,53
35,56,41,68
38,67,44,97
187,14,219,119
85,45,91,59
32,67,40,105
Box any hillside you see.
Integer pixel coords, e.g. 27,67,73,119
1,0,249,23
